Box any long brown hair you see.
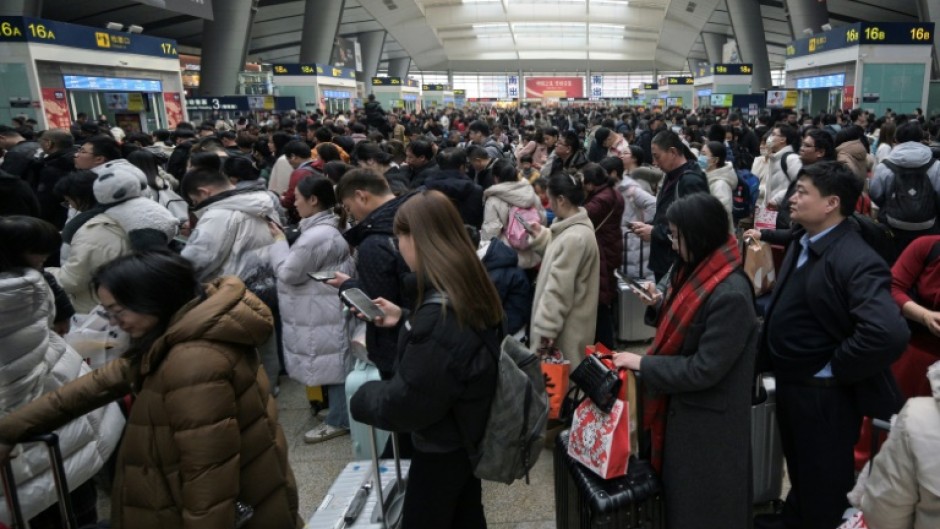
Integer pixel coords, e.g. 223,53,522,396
393,190,504,330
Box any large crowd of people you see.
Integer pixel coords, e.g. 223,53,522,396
0,95,938,528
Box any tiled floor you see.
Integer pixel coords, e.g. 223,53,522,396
277,376,558,528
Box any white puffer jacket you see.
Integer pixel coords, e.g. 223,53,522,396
618,176,656,280
51,213,129,314
0,269,124,523
481,180,546,269
761,146,802,208
707,162,738,232
269,211,357,386
182,189,276,282
849,361,940,529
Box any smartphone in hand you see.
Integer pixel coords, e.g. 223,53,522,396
627,278,653,301
307,271,336,282
340,288,385,322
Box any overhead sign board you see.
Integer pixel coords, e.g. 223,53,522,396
712,63,752,75
786,22,934,58
64,75,163,92
372,77,403,86
138,0,214,20
668,76,695,85
525,77,584,98
795,73,846,89
0,16,179,58
271,63,356,79
422,84,451,91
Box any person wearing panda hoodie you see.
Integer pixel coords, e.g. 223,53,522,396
50,161,178,313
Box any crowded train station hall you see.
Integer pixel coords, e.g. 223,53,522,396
1,0,939,528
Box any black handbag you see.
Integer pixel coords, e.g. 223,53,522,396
569,354,622,414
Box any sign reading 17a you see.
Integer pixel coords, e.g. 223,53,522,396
160,42,177,55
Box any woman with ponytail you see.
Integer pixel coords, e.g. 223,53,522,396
527,170,600,367
268,175,357,443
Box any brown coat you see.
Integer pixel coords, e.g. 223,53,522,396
0,277,300,529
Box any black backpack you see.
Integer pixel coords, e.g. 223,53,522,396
848,213,897,265
881,160,938,230
731,141,755,172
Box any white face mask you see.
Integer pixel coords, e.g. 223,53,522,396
765,136,776,148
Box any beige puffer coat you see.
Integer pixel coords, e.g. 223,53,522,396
849,361,940,529
0,277,300,529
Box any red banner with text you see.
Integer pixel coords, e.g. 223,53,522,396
524,76,585,99
40,88,72,130
163,92,184,129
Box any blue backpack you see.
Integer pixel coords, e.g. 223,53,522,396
732,169,760,222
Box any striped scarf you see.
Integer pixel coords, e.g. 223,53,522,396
644,235,741,472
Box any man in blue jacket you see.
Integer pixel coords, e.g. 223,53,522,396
756,162,910,529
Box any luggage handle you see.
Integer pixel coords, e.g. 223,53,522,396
367,427,404,529
622,230,645,279
1,433,79,529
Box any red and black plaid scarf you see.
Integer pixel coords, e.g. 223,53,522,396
643,234,741,472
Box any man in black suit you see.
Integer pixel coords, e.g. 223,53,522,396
756,161,909,529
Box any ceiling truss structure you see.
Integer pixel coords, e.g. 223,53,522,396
35,0,924,74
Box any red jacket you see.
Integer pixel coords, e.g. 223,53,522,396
584,184,625,305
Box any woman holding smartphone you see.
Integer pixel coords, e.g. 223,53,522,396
612,193,758,529
348,190,503,529
268,175,356,444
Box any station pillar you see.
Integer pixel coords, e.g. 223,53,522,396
389,58,411,79
357,30,386,93
198,0,255,95
299,0,344,64
702,32,727,65
785,0,829,37
0,0,42,17
727,0,774,92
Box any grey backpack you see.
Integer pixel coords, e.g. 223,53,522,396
422,295,548,484
472,335,549,484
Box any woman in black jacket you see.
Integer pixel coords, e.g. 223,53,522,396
350,189,504,529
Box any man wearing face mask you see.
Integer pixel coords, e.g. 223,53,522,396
762,124,803,211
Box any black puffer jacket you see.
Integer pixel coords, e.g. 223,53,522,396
35,147,77,228
350,292,499,453
649,160,709,278
341,193,415,376
423,169,484,228
482,239,532,335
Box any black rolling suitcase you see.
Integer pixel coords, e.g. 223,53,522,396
1,433,80,529
554,433,664,529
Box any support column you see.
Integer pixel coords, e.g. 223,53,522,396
198,0,254,95
356,30,386,93
784,0,829,38
0,0,42,16
299,0,344,64
447,70,454,87
389,58,411,79
702,32,727,65
916,0,940,79
727,0,774,92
